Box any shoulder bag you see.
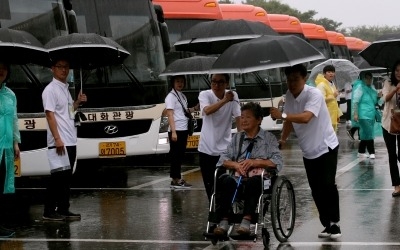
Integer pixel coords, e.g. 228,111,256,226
390,93,400,134
172,90,195,136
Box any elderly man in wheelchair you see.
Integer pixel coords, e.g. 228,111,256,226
211,102,283,237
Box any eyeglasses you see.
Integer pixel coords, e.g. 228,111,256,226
211,80,226,85
54,65,69,70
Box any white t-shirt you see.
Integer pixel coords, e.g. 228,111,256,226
42,78,77,147
284,85,338,159
165,90,188,131
198,89,241,156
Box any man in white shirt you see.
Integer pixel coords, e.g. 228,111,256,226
270,64,341,239
198,74,241,201
42,59,87,221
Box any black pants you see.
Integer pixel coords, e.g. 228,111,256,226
303,146,340,228
358,140,375,154
199,152,223,202
44,146,76,215
346,100,351,121
217,175,262,218
382,128,400,186
168,130,189,179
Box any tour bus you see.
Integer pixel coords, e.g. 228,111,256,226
219,3,271,26
301,23,333,64
219,4,285,133
3,0,71,176
268,14,306,40
69,0,171,161
345,36,365,64
326,31,352,61
153,0,225,150
3,0,170,176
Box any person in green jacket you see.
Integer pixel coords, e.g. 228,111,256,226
0,62,21,238
352,72,379,159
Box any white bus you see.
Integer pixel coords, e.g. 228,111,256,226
3,0,171,176
69,0,171,160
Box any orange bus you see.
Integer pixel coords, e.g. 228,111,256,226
326,31,351,60
301,23,333,60
219,5,285,132
219,3,271,26
345,36,364,64
152,0,224,149
268,14,305,40
153,0,222,64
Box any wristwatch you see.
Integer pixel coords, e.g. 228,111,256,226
281,113,287,120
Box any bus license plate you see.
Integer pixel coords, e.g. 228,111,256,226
99,141,126,158
186,135,199,149
14,158,21,177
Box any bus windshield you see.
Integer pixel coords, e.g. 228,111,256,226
72,0,167,106
1,0,69,113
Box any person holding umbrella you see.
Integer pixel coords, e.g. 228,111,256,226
42,59,87,221
0,62,21,237
198,74,241,201
381,61,400,197
270,64,341,239
315,65,342,133
213,102,282,236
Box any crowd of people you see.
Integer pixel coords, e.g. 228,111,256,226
2,57,400,242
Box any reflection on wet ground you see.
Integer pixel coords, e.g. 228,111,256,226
1,124,400,249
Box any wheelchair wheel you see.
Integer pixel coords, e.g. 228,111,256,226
270,175,296,243
261,228,270,247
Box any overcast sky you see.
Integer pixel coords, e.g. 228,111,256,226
235,0,400,28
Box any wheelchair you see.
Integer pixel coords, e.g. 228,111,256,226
203,167,296,247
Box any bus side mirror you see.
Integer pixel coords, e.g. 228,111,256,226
65,10,78,33
63,0,72,11
159,22,171,53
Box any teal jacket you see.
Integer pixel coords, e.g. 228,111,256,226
351,79,378,123
0,82,21,194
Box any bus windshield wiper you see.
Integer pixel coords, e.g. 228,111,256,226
121,64,144,91
20,65,42,88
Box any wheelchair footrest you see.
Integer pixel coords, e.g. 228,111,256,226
230,233,257,241
203,232,229,241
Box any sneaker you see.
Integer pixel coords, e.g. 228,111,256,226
346,130,355,140
170,179,192,189
236,226,251,235
0,226,15,238
369,154,376,159
318,226,331,238
358,153,368,157
58,211,81,220
330,224,342,239
213,226,227,236
42,212,66,221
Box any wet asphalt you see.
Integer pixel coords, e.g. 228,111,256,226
1,123,400,250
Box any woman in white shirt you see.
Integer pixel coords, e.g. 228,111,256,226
165,75,198,188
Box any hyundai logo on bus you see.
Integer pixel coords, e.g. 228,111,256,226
104,125,119,134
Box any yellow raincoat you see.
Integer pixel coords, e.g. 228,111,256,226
315,74,343,132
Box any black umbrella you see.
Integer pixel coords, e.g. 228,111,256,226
209,35,325,74
0,27,48,65
45,33,130,69
355,57,386,72
159,56,217,76
359,39,400,68
174,19,280,54
45,33,130,90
